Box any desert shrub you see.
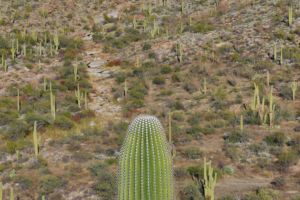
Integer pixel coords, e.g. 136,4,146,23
142,42,151,50
152,76,165,85
221,196,235,200
289,135,300,153
183,82,197,93
0,35,9,49
279,84,293,100
115,72,126,84
54,115,74,130
59,36,83,49
264,132,286,146
186,125,202,138
72,151,93,162
210,87,229,110
25,112,51,128
5,120,30,140
276,149,298,171
180,184,203,200
90,163,116,200
40,175,66,195
187,164,223,181
222,165,235,175
190,21,214,33
248,143,267,155
15,176,33,190
161,66,172,74
243,188,279,200
168,100,184,110
174,167,188,179
89,163,108,177
128,80,148,99
172,111,185,122
148,52,157,59
183,147,203,159
171,73,182,82
224,144,242,161
0,109,18,126
271,176,285,189
224,131,249,143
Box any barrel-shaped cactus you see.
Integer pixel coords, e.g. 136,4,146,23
118,115,174,200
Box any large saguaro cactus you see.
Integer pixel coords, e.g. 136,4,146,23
118,115,174,200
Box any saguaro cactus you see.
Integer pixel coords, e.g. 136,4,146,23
288,6,293,27
118,115,174,200
33,121,39,157
291,80,298,101
203,158,217,200
0,182,3,200
10,187,13,200
49,82,56,120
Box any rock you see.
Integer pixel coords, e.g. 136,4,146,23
294,126,300,132
107,10,119,19
88,60,107,69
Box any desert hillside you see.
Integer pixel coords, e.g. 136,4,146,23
0,0,299,199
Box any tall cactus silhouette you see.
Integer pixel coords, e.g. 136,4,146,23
118,115,174,200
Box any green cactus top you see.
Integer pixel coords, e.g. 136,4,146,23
118,115,174,200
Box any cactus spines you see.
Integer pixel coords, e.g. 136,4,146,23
118,115,174,200
291,80,298,101
203,158,217,200
33,121,39,157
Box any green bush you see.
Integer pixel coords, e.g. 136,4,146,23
0,109,18,126
5,120,30,140
40,175,66,194
25,112,51,128
244,188,279,200
224,131,249,143
264,132,286,146
152,76,165,85
190,21,214,33
276,149,298,171
54,115,74,130
161,66,172,74
183,147,203,159
180,184,203,200
90,163,116,200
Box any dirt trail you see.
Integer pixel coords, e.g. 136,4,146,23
82,40,122,120
215,177,272,198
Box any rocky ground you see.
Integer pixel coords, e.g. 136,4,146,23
0,0,300,199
